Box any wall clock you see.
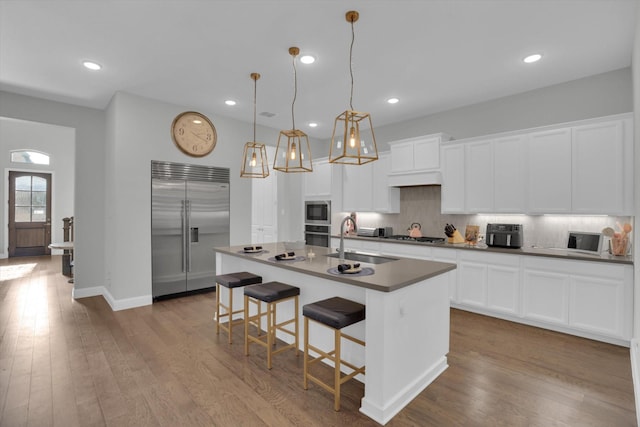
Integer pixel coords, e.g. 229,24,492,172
171,111,217,157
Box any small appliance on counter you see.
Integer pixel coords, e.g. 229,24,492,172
357,227,393,238
486,223,523,249
408,223,422,238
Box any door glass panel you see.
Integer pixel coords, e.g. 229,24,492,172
15,176,31,191
32,191,46,206
32,208,46,222
13,175,48,223
15,207,31,222
15,191,31,206
32,176,47,191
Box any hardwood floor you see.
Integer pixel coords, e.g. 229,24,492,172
0,255,636,426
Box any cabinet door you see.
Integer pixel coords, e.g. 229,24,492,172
487,264,520,315
572,121,624,214
390,142,414,173
522,268,569,325
527,128,572,213
372,154,400,213
494,135,526,213
342,162,372,211
432,248,458,302
303,160,331,199
457,260,487,307
441,144,465,213
465,139,494,213
414,137,441,170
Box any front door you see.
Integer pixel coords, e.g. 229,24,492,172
8,171,52,257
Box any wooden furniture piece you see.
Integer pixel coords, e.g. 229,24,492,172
215,272,262,344
244,281,300,369
303,296,366,411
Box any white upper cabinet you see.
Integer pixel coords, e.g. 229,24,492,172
440,113,632,215
303,158,343,212
464,139,494,213
493,135,526,213
441,144,466,213
342,152,399,213
526,128,572,214
571,119,633,215
387,134,451,187
372,153,400,213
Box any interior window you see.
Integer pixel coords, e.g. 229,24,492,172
10,150,50,165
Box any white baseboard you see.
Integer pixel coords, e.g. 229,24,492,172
630,339,640,427
73,285,151,311
359,356,448,425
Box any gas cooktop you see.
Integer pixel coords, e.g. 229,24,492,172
384,235,446,244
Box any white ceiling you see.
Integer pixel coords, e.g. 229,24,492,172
0,0,637,140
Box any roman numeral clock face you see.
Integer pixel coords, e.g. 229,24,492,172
171,111,217,157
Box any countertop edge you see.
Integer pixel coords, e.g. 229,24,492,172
215,244,456,293
335,235,633,265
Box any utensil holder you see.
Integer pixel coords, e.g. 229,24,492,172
610,236,629,256
448,230,465,244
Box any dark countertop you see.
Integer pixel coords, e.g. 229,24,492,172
334,235,633,265
215,243,457,292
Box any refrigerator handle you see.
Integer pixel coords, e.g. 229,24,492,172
181,200,187,273
186,199,192,272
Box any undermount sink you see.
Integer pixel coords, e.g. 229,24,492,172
325,252,399,264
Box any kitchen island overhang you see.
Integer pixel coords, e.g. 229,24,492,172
215,243,456,425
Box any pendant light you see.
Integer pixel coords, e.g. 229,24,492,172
241,73,269,178
273,47,313,173
329,10,378,165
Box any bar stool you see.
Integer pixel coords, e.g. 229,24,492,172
303,296,366,411
215,272,262,344
244,281,300,369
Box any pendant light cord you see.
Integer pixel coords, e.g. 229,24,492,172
291,53,298,130
349,19,355,111
253,76,257,142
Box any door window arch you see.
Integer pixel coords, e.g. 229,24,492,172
10,150,50,165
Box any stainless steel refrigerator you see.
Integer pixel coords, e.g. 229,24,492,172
151,161,230,300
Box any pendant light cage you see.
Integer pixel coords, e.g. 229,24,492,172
273,47,313,173
241,72,270,178
329,10,378,165
329,109,378,165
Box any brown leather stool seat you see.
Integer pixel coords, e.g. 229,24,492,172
215,272,262,344
244,281,300,369
303,296,366,411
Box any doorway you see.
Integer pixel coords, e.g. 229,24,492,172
8,171,52,257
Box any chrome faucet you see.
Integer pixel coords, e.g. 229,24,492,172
338,215,357,260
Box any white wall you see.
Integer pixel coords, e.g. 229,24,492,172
0,91,105,291
0,117,75,256
632,0,640,339
103,91,313,304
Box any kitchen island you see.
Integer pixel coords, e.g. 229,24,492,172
215,242,456,425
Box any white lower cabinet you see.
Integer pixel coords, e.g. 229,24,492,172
522,268,570,325
331,238,632,345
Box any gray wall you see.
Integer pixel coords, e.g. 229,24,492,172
365,67,633,148
632,5,640,341
0,91,106,290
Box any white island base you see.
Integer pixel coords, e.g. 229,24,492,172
216,244,453,425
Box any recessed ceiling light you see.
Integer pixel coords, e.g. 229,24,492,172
225,100,236,106
300,55,316,64
82,61,102,71
308,122,318,128
387,97,399,104
523,54,542,64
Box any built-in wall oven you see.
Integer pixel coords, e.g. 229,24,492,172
305,224,330,247
304,201,331,247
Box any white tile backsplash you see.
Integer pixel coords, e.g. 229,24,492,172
333,186,633,251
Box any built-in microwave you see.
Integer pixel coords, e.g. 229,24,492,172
305,200,331,225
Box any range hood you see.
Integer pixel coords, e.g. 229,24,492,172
387,170,442,187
